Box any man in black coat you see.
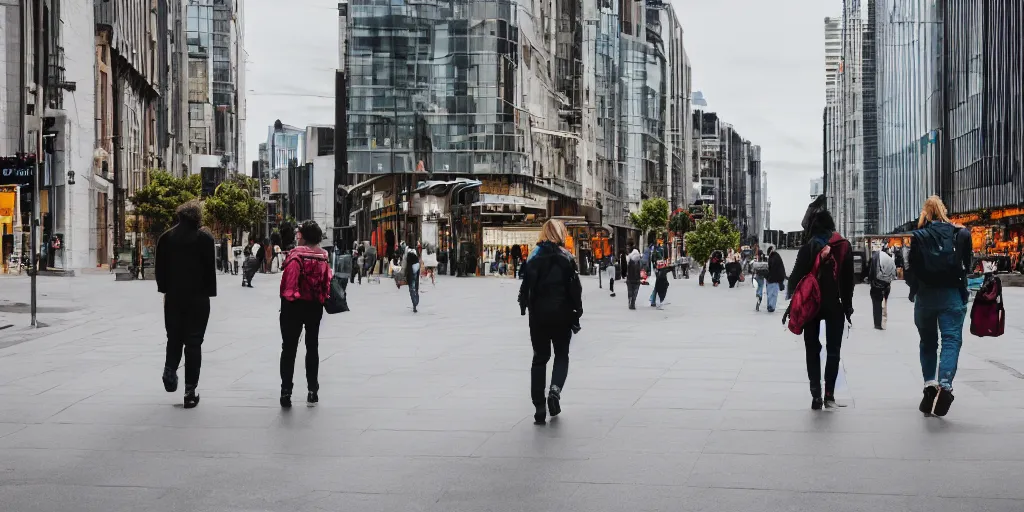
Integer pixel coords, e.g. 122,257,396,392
156,201,216,409
766,246,787,313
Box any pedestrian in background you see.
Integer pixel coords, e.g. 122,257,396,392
625,241,642,310
518,219,583,425
156,200,216,409
404,242,421,312
765,246,786,313
909,196,972,417
219,236,230,274
278,221,332,408
751,251,770,311
708,250,724,287
868,245,896,329
725,249,743,288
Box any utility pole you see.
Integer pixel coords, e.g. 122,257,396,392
29,0,43,327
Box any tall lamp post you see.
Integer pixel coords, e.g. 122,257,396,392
269,119,283,237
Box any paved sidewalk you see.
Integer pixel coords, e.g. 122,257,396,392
1,267,1023,511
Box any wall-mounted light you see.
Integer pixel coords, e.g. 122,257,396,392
67,171,76,185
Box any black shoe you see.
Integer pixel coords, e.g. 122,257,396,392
534,403,546,425
307,390,318,407
811,384,823,410
184,387,200,409
811,397,823,410
162,367,178,393
610,293,616,297
413,306,418,313
824,394,847,409
280,390,292,408
548,387,562,418
919,385,939,415
933,387,954,416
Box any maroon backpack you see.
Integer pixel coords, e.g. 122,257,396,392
784,233,849,335
971,276,1005,337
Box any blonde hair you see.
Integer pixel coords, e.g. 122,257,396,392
918,195,951,228
539,219,569,245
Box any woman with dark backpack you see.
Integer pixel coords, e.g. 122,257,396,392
908,196,972,417
278,221,332,408
786,204,854,410
518,220,583,425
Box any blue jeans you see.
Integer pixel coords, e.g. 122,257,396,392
755,276,765,298
765,283,780,312
915,287,966,390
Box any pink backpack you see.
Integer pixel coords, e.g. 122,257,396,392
784,233,848,335
971,276,1005,337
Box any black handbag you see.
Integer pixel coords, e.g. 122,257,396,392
323,275,349,314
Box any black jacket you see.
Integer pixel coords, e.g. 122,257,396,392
518,242,583,324
788,232,854,315
908,222,972,298
156,221,217,298
767,252,787,284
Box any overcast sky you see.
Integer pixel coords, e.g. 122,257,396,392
245,0,831,231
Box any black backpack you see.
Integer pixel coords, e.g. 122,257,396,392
912,223,963,286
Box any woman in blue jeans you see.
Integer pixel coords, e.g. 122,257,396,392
908,196,973,417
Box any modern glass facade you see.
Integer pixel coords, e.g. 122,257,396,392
946,0,1024,214
874,0,942,232
346,0,526,177
595,1,624,225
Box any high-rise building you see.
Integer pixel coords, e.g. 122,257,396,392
824,16,842,104
335,0,760,263
186,0,246,177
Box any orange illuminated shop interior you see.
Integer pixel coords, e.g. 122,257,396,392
1,186,19,273
952,208,1024,273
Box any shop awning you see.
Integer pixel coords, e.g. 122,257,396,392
414,178,482,196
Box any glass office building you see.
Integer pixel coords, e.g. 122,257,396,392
346,0,526,177
875,0,943,232
945,0,1024,214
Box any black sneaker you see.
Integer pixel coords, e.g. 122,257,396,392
184,387,200,409
610,293,616,297
547,387,562,418
307,390,318,407
162,367,178,393
811,397,823,410
933,388,954,417
280,391,292,409
534,403,546,425
919,385,939,415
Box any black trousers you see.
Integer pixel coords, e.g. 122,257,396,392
627,282,641,308
243,258,259,285
870,285,890,328
530,320,571,405
609,275,615,293
164,295,211,388
280,299,324,393
803,310,845,396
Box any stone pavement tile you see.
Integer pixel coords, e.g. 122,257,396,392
643,377,736,393
633,390,727,410
562,483,693,512
679,487,1024,512
0,484,168,512
558,452,700,486
347,429,493,457
616,408,724,430
471,429,595,459
363,407,526,432
687,453,1024,499
660,368,740,380
587,426,711,454
869,431,1024,461
154,487,334,512
45,402,281,429
297,492,435,512
703,429,879,458
433,480,581,512
0,422,27,438
669,357,745,371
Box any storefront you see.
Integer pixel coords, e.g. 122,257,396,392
951,207,1024,273
1,156,35,273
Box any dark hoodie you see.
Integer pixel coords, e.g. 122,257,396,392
156,219,217,298
518,241,583,325
787,207,854,316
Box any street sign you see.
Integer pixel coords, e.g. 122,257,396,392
0,155,35,186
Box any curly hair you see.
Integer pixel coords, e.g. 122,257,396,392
176,200,203,227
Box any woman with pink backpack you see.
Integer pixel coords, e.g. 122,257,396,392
278,221,333,408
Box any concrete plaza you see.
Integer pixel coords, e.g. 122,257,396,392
1,264,1024,511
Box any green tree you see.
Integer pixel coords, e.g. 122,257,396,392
204,175,266,236
629,197,670,242
668,210,693,236
683,206,741,265
131,170,202,237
